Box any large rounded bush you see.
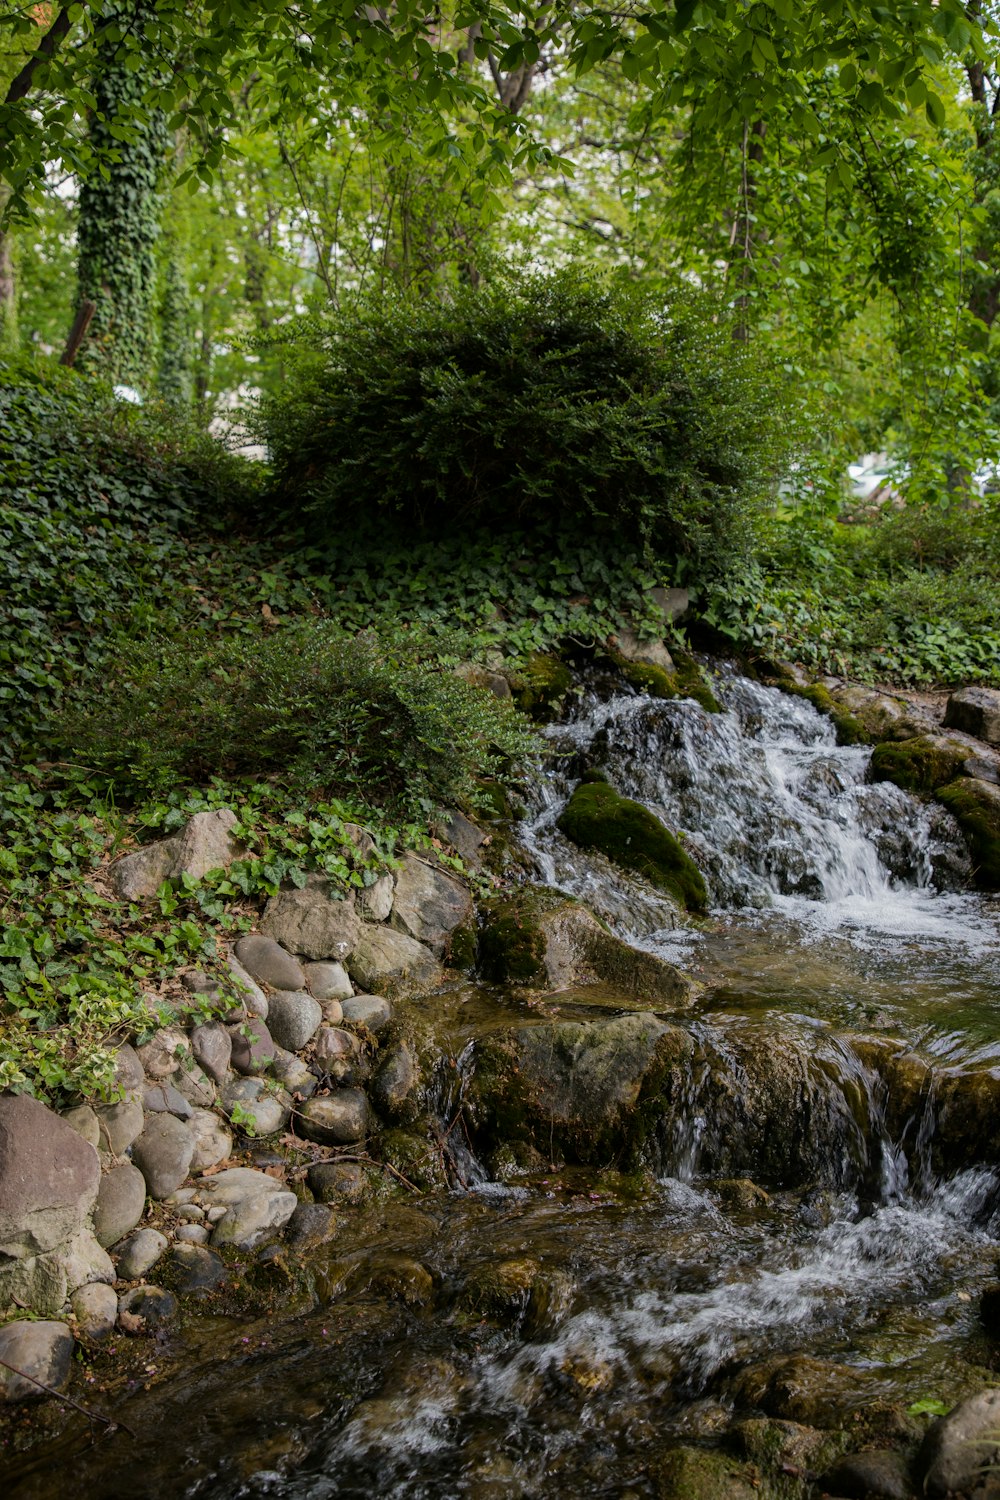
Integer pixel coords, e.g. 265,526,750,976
257,272,795,579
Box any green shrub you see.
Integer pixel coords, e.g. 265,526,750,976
256,271,796,582
53,623,539,815
0,358,256,760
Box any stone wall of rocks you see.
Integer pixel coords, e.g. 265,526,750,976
0,823,477,1404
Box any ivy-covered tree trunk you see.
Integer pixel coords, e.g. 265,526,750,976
157,247,193,406
0,189,17,356
75,1,168,385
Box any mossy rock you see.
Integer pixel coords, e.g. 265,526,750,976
510,652,573,721
786,682,870,746
557,780,707,912
937,776,1000,889
467,1013,695,1167
652,1445,760,1500
869,735,967,795
477,886,696,1004
457,1257,572,1331
614,647,721,714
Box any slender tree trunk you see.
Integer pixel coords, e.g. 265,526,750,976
0,187,17,356
74,0,168,383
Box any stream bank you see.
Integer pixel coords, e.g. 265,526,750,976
2,658,1000,1499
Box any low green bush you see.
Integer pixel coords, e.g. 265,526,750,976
52,623,539,815
255,270,796,582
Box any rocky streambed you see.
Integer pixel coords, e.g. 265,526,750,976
2,664,1000,1499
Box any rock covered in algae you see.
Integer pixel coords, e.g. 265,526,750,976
477,885,695,1003
468,1012,694,1167
556,777,707,911
937,776,1000,888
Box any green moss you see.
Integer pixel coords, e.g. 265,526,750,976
652,1445,761,1499
478,888,566,984
510,652,573,721
938,777,1000,889
870,736,966,795
786,682,870,746
444,920,478,971
614,649,721,714
557,780,707,912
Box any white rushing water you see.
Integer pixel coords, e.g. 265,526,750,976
520,670,1000,966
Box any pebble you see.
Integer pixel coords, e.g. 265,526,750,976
175,1223,210,1245
116,1228,169,1280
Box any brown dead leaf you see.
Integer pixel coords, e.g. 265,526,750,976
118,1311,145,1335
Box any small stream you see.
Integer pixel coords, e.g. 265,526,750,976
4,671,1000,1498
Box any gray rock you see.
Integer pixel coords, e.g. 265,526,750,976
131,1114,195,1200
170,1243,227,1293
190,1022,232,1083
313,1025,360,1062
234,935,305,992
819,1449,914,1500
0,1227,112,1318
225,954,269,1018
944,685,1000,746
348,925,444,1000
304,962,353,1002
187,1108,233,1172
118,1284,177,1329
0,1320,74,1402
175,1202,205,1220
436,810,486,869
116,1228,168,1280
390,853,473,956
0,1094,100,1256
110,809,243,901
261,882,361,962
112,1043,145,1093
344,821,377,860
182,968,222,999
268,1048,317,1096
175,1223,210,1245
228,1018,278,1075
341,995,393,1033
93,1163,147,1248
94,1097,145,1156
142,1082,194,1119
220,1077,291,1137
71,1281,119,1342
170,1061,217,1109
267,989,322,1051
357,873,395,922
299,1089,371,1145
921,1387,1000,1496
308,1161,367,1204
371,1039,421,1123
200,1168,297,1250
285,1202,337,1250
61,1106,100,1149
651,585,690,624
135,1026,190,1080
320,998,344,1025
614,628,674,672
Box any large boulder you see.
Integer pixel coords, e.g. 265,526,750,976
260,881,361,961
348,925,444,1001
109,809,243,901
390,854,474,956
468,1013,693,1167
944,685,1000,746
0,1094,100,1256
477,888,695,1006
938,777,1000,889
557,779,706,911
0,1320,75,1403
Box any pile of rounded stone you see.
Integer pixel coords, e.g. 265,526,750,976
0,811,478,1403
